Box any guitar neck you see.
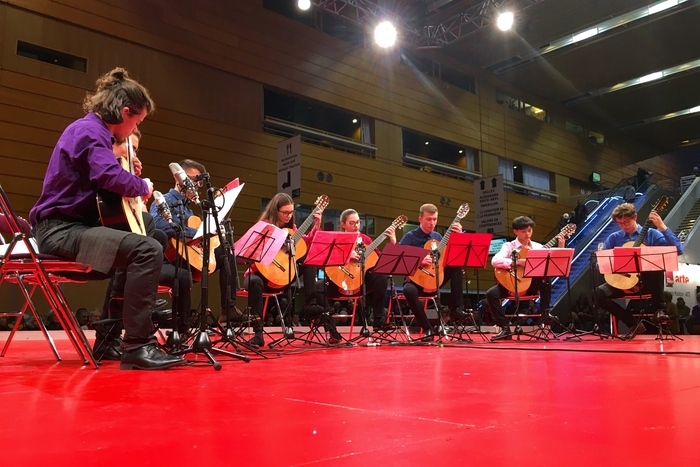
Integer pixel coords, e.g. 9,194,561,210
542,235,559,249
633,222,652,247
291,207,320,245
434,213,461,253
364,232,387,257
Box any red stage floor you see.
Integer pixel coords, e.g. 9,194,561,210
1,329,700,466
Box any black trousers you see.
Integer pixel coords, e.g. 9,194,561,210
485,278,551,328
402,266,464,330
595,271,665,328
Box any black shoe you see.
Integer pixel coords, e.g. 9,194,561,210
625,322,646,340
120,344,185,370
450,307,470,322
248,332,264,348
329,330,343,345
154,298,168,309
654,310,670,323
93,338,122,361
421,327,435,341
491,327,513,341
152,309,173,327
373,322,391,332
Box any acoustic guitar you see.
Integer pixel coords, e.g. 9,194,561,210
407,203,470,293
164,216,221,283
494,223,577,295
255,194,329,289
325,215,408,296
96,138,147,235
603,196,669,290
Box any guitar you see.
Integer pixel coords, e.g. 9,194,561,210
495,223,577,294
96,138,147,235
325,215,408,296
255,195,329,289
407,203,470,293
603,196,669,290
164,216,221,283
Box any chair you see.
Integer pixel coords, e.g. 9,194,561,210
385,291,441,342
326,293,361,338
0,185,98,368
502,293,551,341
610,293,653,336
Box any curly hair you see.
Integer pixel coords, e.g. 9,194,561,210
83,67,155,123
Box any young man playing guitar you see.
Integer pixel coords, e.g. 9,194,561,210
486,216,565,341
398,203,468,340
30,68,184,370
595,202,683,339
149,158,236,327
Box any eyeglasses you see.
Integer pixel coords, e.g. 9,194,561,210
278,209,295,216
188,176,203,188
614,218,635,226
346,220,361,226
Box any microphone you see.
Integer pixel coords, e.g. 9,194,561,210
153,191,174,226
169,162,200,204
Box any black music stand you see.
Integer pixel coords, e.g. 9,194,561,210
599,246,680,341
371,243,425,343
232,221,288,348
441,232,492,342
287,231,357,346
521,248,574,341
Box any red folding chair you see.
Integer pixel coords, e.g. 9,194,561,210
0,184,98,368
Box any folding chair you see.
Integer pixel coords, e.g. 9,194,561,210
0,184,98,368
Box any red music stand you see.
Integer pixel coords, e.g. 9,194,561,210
442,232,492,341
303,231,358,268
516,248,575,341
234,221,287,266
371,244,427,340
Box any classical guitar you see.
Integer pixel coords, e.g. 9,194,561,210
96,138,147,235
407,203,470,293
603,196,669,290
255,195,329,289
494,223,576,295
325,215,408,296
164,216,221,283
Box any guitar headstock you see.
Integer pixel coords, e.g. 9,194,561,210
392,215,408,230
560,223,576,238
455,203,470,220
652,196,669,213
314,195,329,212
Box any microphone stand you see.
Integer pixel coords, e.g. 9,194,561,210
167,199,186,350
173,176,250,368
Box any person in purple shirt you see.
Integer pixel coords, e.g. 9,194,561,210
595,203,684,340
30,67,184,370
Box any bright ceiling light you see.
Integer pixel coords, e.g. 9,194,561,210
374,21,397,48
649,0,678,15
297,0,311,11
496,12,514,31
572,28,598,43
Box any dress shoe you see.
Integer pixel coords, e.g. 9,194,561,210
373,322,392,332
491,327,513,341
421,327,435,341
328,330,343,345
625,322,646,340
654,310,670,323
152,308,173,328
154,298,168,309
450,307,470,322
248,332,264,348
120,344,185,370
93,338,122,361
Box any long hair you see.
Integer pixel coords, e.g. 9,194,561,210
83,67,155,124
260,193,295,228
339,209,358,224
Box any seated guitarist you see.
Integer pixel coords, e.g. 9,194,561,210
486,216,564,341
399,203,467,340
316,209,397,331
149,158,237,325
244,193,341,347
30,67,183,370
595,203,683,339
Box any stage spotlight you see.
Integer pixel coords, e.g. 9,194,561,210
297,0,311,11
496,11,514,31
374,21,397,48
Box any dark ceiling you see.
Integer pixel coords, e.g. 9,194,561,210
313,0,700,155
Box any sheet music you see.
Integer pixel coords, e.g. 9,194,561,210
194,179,244,240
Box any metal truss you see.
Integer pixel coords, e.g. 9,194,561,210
314,0,546,48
